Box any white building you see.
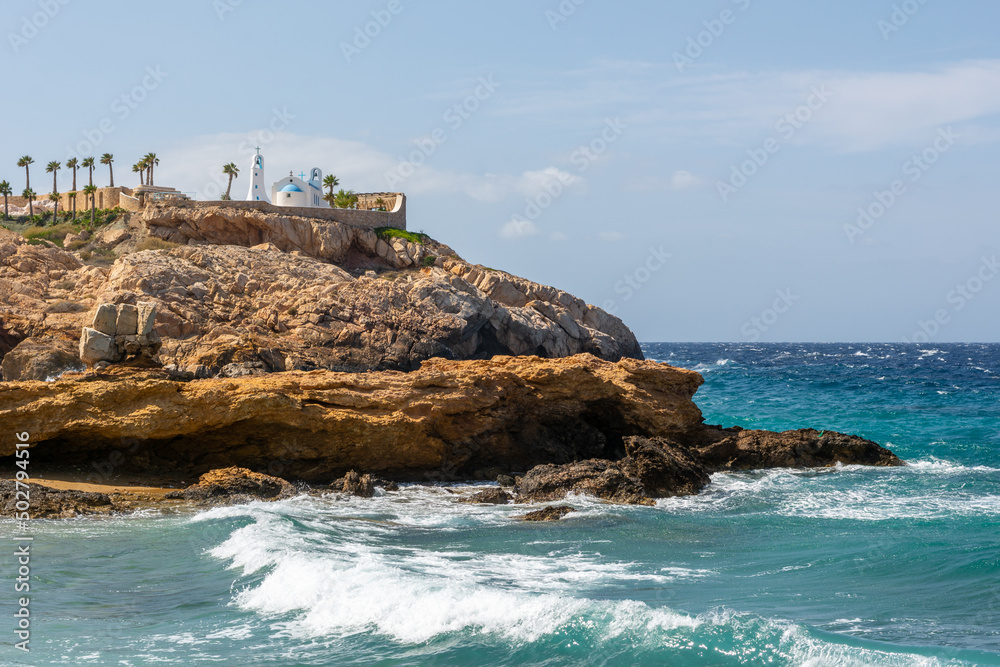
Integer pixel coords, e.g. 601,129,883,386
245,147,270,204
271,168,325,208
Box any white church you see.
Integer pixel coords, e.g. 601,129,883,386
245,148,326,208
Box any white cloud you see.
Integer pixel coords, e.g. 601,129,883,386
670,170,702,190
598,231,626,242
495,59,1000,153
456,167,582,203
500,218,540,240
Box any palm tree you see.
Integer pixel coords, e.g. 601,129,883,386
133,162,145,186
81,157,95,188
22,188,36,217
0,181,11,220
46,161,61,193
144,153,159,186
323,174,340,196
68,191,77,223
375,197,387,211
48,192,60,225
333,189,358,209
222,163,240,200
83,185,97,228
66,158,79,191
101,153,115,187
17,156,34,191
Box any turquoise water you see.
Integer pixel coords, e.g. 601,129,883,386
3,343,999,666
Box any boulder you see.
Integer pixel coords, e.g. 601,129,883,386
92,304,118,336
136,302,156,335
79,327,119,366
462,488,514,505
163,467,296,504
515,506,574,522
0,481,119,519
617,436,712,498
684,426,904,471
328,471,400,497
1,338,81,381
516,437,709,506
116,304,139,336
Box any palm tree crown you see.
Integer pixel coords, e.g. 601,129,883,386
323,174,340,195
81,157,96,188
333,189,359,209
101,153,115,187
66,158,79,191
144,153,159,186
46,161,61,194
222,163,240,200
17,156,34,190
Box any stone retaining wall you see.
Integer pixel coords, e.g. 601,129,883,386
5,187,133,211
160,195,406,230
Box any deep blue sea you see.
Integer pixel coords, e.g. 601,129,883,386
3,343,999,666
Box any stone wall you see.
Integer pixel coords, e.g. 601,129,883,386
159,195,406,230
119,192,142,212
5,187,133,211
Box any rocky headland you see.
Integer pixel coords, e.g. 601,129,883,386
0,206,904,518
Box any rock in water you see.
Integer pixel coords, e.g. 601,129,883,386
335,471,375,498
462,488,514,505
516,436,710,506
617,436,712,498
164,467,296,504
515,506,575,522
684,426,904,470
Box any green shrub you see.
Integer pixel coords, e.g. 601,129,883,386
375,227,430,245
22,223,79,248
421,255,437,267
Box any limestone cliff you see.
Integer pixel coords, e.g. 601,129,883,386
0,208,641,378
0,355,704,482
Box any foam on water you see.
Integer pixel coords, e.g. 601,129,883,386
192,491,985,665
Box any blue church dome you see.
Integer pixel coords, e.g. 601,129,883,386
280,184,303,193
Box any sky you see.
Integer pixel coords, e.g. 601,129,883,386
2,0,998,343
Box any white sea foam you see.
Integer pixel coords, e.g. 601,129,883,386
691,358,735,374
190,495,965,665
656,461,1000,521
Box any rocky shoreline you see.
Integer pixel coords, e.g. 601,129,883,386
1,207,904,521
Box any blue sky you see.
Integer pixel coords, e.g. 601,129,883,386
2,0,998,342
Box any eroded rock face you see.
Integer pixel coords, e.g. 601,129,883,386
0,355,705,482
0,223,642,375
0,480,119,519
163,467,296,504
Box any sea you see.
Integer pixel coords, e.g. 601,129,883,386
3,343,999,666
